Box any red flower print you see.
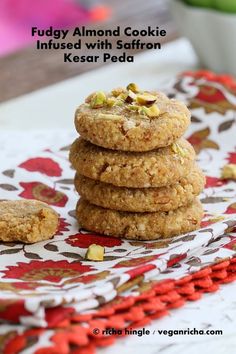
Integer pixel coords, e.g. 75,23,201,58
205,176,227,188
201,214,225,228
187,127,219,154
3,260,93,283
19,182,68,207
183,71,236,93
0,299,31,323
56,218,70,235
19,157,62,177
227,152,236,164
188,82,236,114
0,281,39,291
225,203,236,214
195,84,227,104
223,239,236,251
200,220,214,228
66,233,122,248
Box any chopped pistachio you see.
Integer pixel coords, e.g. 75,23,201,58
114,99,124,106
171,143,187,158
117,92,128,101
126,83,140,93
139,104,160,118
97,113,123,121
107,96,124,107
106,97,117,107
221,164,236,180
111,87,126,97
125,90,137,104
85,244,104,261
85,92,96,103
90,91,107,108
127,104,140,111
136,93,157,106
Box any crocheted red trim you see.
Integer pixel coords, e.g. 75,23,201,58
183,70,236,90
4,257,236,354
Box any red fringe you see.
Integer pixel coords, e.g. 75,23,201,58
4,257,236,354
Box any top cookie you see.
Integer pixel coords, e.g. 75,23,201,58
74,84,191,152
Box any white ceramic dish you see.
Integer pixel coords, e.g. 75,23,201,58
170,0,236,76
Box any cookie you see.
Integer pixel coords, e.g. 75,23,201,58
74,165,205,212
76,198,203,240
0,200,59,243
69,137,196,188
74,85,190,151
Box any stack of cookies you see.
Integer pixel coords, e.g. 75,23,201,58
69,84,205,240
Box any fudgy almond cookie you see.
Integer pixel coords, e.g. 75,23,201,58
76,198,203,240
0,200,59,243
74,165,205,212
69,137,196,188
74,85,190,151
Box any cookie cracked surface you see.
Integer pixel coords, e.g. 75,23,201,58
69,137,196,188
0,200,59,243
75,86,190,151
76,198,203,240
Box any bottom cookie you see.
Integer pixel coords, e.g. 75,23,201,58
0,200,59,243
76,198,203,240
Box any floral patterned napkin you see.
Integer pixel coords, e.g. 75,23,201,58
0,71,236,331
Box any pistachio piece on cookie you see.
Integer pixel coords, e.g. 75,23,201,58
90,91,107,108
136,93,157,105
139,104,160,118
125,90,137,103
171,142,187,157
126,83,140,93
97,113,123,121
